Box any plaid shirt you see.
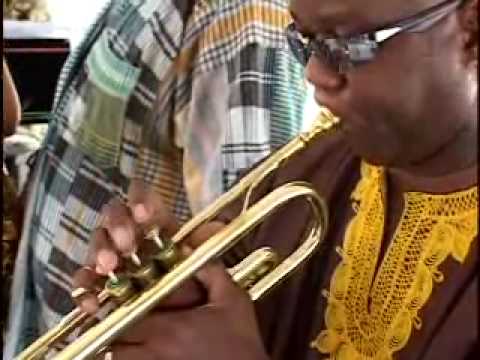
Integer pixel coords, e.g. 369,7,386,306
4,0,307,357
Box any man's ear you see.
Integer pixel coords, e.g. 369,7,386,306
458,0,478,64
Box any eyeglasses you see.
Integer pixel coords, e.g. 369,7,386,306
286,0,464,73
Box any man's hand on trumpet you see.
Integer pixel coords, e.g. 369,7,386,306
71,180,269,360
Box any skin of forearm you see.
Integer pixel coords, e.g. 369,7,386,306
3,58,21,136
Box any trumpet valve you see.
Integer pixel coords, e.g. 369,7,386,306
105,275,134,303
145,227,165,249
129,252,142,267
130,262,161,288
152,243,179,270
145,227,180,270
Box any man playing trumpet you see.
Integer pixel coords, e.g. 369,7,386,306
71,0,478,359
15,0,480,359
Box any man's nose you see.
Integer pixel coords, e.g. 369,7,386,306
305,55,346,93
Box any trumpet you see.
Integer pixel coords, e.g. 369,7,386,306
16,108,340,360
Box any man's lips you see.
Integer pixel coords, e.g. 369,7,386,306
314,92,347,122
313,93,361,134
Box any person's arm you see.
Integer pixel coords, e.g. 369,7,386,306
3,57,21,136
178,1,307,215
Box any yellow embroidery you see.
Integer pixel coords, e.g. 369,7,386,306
311,162,478,360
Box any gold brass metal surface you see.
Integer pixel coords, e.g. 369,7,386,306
16,108,339,360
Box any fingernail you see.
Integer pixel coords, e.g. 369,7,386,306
111,227,134,252
133,204,150,223
97,249,117,274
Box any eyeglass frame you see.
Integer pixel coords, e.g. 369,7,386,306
286,0,466,73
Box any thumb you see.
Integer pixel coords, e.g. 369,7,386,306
195,261,245,304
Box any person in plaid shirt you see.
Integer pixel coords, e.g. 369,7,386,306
4,0,307,357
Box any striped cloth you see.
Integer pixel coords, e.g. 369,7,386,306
4,0,307,357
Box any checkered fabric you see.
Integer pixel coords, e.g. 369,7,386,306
4,0,307,357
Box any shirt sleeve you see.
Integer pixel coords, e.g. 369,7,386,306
128,0,195,221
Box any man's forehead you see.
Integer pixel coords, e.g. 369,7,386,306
289,0,438,35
